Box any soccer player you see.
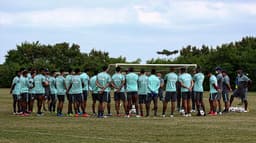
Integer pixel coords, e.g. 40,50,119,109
157,72,165,101
230,69,252,112
89,70,98,115
19,70,30,116
215,67,223,115
49,71,57,113
28,70,36,113
193,67,206,116
138,69,148,117
162,68,178,118
43,69,50,111
111,67,127,116
176,71,182,112
221,70,232,113
190,69,196,113
206,71,220,116
147,69,160,117
67,68,86,117
34,68,48,116
96,66,112,118
125,67,139,117
10,71,21,114
80,68,90,116
179,68,193,117
56,69,66,116
65,68,74,116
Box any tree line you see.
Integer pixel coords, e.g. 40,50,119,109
1,37,256,90
148,36,256,91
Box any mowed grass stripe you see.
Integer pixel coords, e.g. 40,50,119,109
0,88,256,143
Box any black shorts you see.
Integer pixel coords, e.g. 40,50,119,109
165,92,177,102
12,94,20,101
71,94,83,103
114,92,126,101
28,94,36,101
209,93,218,101
217,92,222,100
82,90,88,101
67,94,73,102
49,94,56,101
20,93,28,102
182,92,191,100
34,94,44,100
98,92,111,103
57,95,65,102
92,93,98,101
127,91,138,101
194,92,203,102
147,93,158,103
139,94,147,104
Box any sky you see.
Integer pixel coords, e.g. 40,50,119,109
1,0,256,64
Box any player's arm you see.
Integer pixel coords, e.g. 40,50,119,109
10,83,15,94
189,80,194,91
212,83,220,92
225,79,232,91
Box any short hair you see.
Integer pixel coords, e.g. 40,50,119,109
170,68,175,72
68,68,73,74
84,68,89,73
15,71,20,76
140,69,145,74
205,70,211,75
215,67,222,71
180,67,186,73
39,68,45,72
93,70,98,75
116,66,121,72
221,70,227,74
151,69,156,74
102,66,108,71
23,70,28,76
129,67,134,72
60,69,65,73
51,71,56,75
196,67,201,73
75,68,80,74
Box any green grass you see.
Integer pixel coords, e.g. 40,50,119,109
0,88,256,143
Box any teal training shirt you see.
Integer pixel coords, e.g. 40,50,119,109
34,74,46,94
80,72,90,91
69,75,83,94
65,75,72,94
56,75,66,95
193,72,205,92
19,76,29,93
28,77,35,94
138,74,148,95
97,72,112,92
12,76,20,95
112,73,125,92
209,75,218,94
148,74,160,94
90,75,98,94
179,73,192,92
165,72,178,92
125,72,138,92
49,76,57,95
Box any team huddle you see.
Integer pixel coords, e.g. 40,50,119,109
10,66,252,118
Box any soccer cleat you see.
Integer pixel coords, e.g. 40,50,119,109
13,112,17,115
82,113,89,117
162,114,166,118
244,110,248,113
125,115,130,118
191,110,196,113
218,112,222,115
188,113,192,117
107,113,112,116
136,115,141,118
170,115,174,118
74,114,79,117
210,112,217,116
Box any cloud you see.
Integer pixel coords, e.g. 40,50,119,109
0,8,132,27
0,0,256,28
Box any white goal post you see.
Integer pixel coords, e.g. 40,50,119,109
108,63,197,73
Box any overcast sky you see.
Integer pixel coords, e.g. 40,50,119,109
1,0,256,64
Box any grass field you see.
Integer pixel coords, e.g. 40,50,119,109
0,88,256,143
